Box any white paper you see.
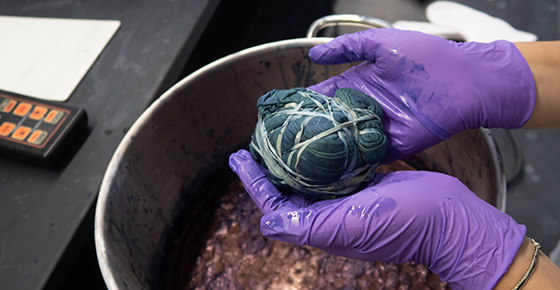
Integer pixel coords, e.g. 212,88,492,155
0,16,120,102
426,1,537,43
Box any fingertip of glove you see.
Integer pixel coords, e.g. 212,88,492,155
260,213,286,237
228,149,253,173
234,149,253,159
260,213,309,246
308,45,330,64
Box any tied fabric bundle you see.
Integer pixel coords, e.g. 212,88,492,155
250,87,387,200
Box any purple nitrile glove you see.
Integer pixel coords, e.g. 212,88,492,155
307,28,536,164
229,149,527,290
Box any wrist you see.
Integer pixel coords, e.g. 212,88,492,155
493,237,535,290
494,236,560,290
516,41,560,129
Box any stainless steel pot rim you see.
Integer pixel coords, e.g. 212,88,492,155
481,127,507,211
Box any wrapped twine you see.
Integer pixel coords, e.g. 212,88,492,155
250,88,387,201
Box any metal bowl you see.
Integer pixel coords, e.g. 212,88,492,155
94,37,505,290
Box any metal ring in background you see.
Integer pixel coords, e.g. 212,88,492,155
306,14,393,38
505,130,524,185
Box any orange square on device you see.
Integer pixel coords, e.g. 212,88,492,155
27,129,48,145
0,122,16,136
12,126,32,140
0,99,17,113
45,110,64,124
30,106,48,120
13,103,32,116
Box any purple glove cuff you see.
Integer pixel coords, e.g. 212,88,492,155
436,216,526,290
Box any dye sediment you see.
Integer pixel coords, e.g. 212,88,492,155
171,161,450,290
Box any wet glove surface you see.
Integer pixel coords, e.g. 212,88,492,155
307,28,536,164
250,87,387,200
230,149,527,290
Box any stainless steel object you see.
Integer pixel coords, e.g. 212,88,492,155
306,14,393,38
95,17,505,290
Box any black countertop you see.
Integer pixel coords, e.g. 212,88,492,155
0,1,219,289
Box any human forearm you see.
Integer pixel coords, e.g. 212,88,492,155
515,41,560,129
494,237,560,290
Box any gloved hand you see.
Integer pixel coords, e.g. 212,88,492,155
307,28,536,164
229,149,526,290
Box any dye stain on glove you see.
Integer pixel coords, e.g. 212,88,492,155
250,88,387,200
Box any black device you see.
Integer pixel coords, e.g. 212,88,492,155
0,89,88,167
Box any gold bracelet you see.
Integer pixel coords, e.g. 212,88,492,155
512,238,541,290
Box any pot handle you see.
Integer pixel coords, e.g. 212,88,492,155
306,14,393,38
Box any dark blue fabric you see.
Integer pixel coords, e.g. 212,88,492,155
250,88,387,200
